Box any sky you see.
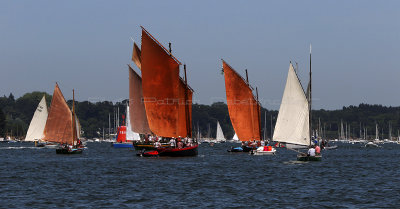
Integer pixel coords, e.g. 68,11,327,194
1,0,399,110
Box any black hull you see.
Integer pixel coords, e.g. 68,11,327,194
56,148,83,154
157,145,198,157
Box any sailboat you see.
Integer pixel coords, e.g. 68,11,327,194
25,95,48,144
134,26,197,157
41,83,83,154
273,47,320,161
222,60,274,154
112,105,140,148
215,121,226,143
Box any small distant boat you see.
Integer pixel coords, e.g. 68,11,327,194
215,121,226,143
365,141,379,148
25,95,48,143
42,84,83,154
251,146,276,155
222,60,262,152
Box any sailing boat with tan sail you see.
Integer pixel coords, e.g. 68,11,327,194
42,83,83,154
133,26,197,157
222,60,275,154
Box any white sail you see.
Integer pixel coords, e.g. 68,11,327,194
273,63,310,146
25,95,48,141
233,133,239,141
216,121,226,142
126,104,140,141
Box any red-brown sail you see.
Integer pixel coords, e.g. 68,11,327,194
222,60,261,141
132,42,142,70
43,83,74,144
140,27,192,138
129,65,151,134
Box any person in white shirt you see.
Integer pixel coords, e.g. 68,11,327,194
169,138,176,148
308,146,316,157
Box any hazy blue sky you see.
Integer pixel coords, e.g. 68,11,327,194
1,0,399,110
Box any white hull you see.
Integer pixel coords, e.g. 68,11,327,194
252,146,276,155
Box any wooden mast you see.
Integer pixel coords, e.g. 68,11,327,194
184,64,191,138
72,89,76,145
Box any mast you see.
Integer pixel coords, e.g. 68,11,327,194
264,110,267,142
309,44,312,144
256,87,261,142
184,64,191,138
72,89,76,145
245,69,249,84
108,113,111,140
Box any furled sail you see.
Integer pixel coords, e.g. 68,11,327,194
216,121,226,142
140,27,193,138
132,41,142,70
222,60,261,141
43,84,74,144
126,104,140,141
273,63,310,146
129,65,151,134
25,95,48,141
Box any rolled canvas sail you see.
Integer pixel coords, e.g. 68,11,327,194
223,60,261,141
273,64,310,146
25,95,48,141
126,104,140,141
43,84,74,144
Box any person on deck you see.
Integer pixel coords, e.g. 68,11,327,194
177,139,183,149
169,138,176,148
307,145,316,157
154,140,162,148
315,145,321,155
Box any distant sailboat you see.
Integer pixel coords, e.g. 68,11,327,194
215,121,226,143
25,95,48,142
42,84,83,154
222,60,275,154
273,47,319,161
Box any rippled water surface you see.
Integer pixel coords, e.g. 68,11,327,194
1,142,400,208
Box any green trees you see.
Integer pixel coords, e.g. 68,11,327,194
1,91,400,140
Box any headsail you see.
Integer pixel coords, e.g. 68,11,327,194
43,83,74,144
140,27,193,138
25,95,48,141
216,121,226,142
273,63,310,146
129,65,151,134
222,60,261,141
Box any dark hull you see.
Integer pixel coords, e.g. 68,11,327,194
227,146,255,152
157,145,198,157
56,148,83,154
297,154,322,161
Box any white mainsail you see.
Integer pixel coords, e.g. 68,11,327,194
25,95,48,141
216,121,226,142
273,63,310,146
126,104,140,141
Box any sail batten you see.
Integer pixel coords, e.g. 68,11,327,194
222,60,261,141
25,95,48,141
273,64,310,146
